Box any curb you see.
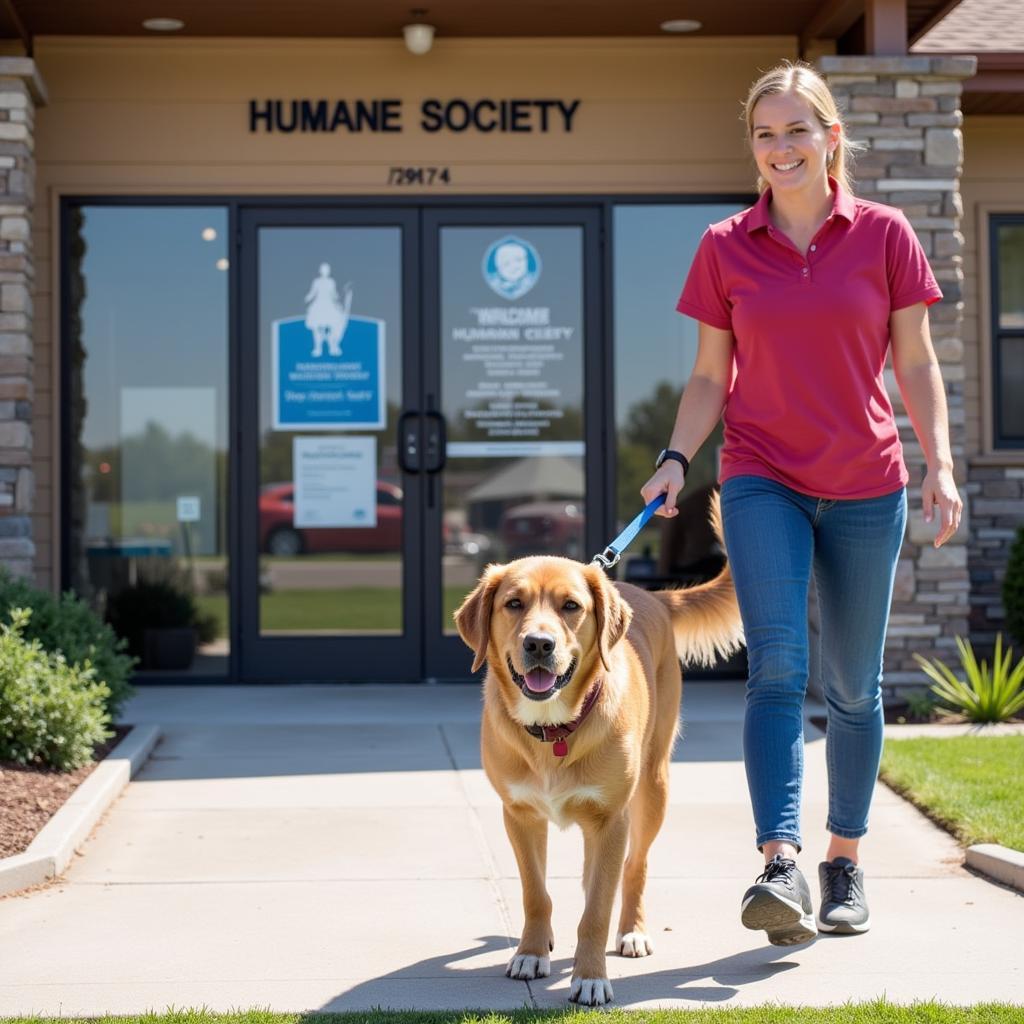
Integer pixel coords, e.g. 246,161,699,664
0,723,161,897
966,843,1024,894
884,721,1024,738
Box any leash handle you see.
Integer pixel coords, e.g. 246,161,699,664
592,493,667,569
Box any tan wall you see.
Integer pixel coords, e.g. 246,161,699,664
31,35,795,589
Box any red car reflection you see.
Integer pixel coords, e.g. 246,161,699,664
500,500,584,560
259,481,403,555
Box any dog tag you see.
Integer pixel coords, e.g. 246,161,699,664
553,739,568,757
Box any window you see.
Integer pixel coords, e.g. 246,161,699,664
64,204,230,674
612,202,746,582
991,214,1024,449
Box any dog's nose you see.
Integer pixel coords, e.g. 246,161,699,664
523,632,555,658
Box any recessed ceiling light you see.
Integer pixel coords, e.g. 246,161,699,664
216,258,229,271
201,228,217,241
660,19,702,33
143,17,185,32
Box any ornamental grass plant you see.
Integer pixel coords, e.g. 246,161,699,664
913,633,1024,723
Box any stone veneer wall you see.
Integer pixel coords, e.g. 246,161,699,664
819,55,977,697
0,59,45,581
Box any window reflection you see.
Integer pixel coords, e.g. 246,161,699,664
998,224,1024,331
67,205,230,674
440,226,585,633
995,220,1024,447
257,227,404,635
613,203,746,586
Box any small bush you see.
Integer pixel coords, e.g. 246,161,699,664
106,577,218,660
913,633,1024,723
0,608,112,770
0,569,136,720
904,690,939,722
1004,523,1024,649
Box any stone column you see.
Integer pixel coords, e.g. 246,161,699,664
819,55,977,698
0,58,45,581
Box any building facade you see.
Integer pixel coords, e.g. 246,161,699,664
0,0,1020,687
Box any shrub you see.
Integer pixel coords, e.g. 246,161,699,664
1004,524,1024,649
106,577,218,660
904,690,939,722
0,569,136,720
913,633,1024,723
0,608,111,770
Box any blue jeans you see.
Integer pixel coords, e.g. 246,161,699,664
719,475,907,851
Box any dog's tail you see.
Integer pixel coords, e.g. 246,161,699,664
650,490,745,667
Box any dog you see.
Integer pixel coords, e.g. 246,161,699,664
454,492,743,1005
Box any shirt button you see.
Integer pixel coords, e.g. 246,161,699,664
810,244,817,251
802,267,809,274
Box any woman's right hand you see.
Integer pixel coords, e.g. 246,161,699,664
641,462,686,518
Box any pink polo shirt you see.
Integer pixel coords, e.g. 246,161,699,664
676,178,942,500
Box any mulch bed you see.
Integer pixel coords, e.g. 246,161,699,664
0,724,133,859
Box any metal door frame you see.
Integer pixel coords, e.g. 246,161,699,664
235,205,424,681
420,205,607,680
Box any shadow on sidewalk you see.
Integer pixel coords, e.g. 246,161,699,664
307,934,804,1010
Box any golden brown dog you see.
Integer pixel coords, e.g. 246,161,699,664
454,494,743,1006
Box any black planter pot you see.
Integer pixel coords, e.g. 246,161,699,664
142,627,198,670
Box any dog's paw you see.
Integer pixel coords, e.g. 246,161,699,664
617,930,654,957
506,953,551,980
569,976,614,1006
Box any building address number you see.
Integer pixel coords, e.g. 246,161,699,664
388,166,452,185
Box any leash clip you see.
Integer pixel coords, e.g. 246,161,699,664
591,546,620,570
590,493,666,571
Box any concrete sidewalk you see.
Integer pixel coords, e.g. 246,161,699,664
0,682,1020,1013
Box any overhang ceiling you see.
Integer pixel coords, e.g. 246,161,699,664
0,0,959,45
6,1,1020,113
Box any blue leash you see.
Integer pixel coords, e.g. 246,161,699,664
591,493,667,570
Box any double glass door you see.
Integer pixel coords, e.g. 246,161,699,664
236,205,603,682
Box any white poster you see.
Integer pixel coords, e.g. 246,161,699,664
293,436,377,529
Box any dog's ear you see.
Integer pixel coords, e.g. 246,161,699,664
585,565,632,672
453,565,504,673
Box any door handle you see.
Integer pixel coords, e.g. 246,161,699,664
397,411,421,473
423,411,447,474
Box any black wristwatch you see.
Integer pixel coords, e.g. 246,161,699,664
656,448,690,474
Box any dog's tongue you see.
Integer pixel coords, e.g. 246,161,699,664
524,668,557,693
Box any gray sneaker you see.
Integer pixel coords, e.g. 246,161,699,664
740,854,818,946
818,857,870,934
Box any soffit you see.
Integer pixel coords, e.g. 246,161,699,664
0,0,958,43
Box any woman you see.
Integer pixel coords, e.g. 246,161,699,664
641,61,961,946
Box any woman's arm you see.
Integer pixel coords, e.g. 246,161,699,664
640,321,735,518
890,302,962,547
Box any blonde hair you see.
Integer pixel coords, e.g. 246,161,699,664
743,60,867,195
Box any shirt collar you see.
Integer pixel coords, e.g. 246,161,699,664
746,175,855,233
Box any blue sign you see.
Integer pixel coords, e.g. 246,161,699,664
482,235,541,300
273,269,385,430
272,314,385,431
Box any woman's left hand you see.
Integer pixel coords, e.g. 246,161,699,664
922,465,961,548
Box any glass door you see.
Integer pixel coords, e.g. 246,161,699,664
237,207,422,681
421,207,605,679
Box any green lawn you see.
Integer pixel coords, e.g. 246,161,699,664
879,735,1024,851
2,1005,1022,1024
196,586,472,634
